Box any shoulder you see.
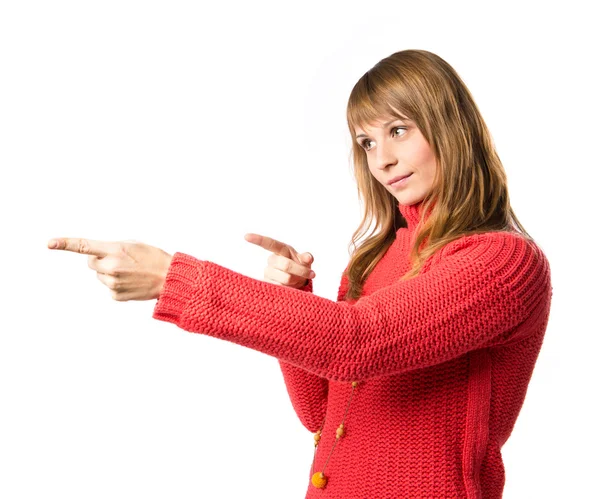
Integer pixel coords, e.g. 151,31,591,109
430,231,551,287
425,230,552,320
438,230,542,259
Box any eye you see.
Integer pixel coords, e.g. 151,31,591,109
360,138,374,151
392,126,407,137
359,126,407,151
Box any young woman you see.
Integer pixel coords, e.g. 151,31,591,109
48,49,553,498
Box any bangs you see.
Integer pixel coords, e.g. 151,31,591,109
347,72,411,136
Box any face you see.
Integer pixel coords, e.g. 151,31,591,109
354,114,438,205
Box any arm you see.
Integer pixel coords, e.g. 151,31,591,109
153,232,552,382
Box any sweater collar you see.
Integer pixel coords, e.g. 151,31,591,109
398,199,428,233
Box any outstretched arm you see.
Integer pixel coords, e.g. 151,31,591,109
153,232,552,382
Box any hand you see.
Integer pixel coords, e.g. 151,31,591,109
244,233,315,289
47,237,174,301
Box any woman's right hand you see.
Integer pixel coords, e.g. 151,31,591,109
244,233,316,289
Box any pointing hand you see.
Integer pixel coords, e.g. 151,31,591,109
244,233,315,289
47,237,173,301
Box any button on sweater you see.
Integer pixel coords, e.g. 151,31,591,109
152,200,553,499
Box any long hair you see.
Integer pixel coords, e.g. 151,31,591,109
343,49,532,301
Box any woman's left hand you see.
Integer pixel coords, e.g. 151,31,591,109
47,237,173,301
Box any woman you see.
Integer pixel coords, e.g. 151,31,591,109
48,49,553,498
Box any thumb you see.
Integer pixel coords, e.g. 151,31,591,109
301,252,313,265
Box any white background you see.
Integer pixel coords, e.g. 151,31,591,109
1,1,597,497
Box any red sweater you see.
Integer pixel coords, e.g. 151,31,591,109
152,200,553,499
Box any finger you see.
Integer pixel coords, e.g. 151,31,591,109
301,252,314,264
244,233,293,256
265,267,306,287
88,254,111,271
89,255,121,275
268,254,315,280
48,238,119,257
96,272,118,290
88,254,98,270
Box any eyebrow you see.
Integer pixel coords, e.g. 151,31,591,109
355,117,410,140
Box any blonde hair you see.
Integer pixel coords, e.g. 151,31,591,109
343,49,531,301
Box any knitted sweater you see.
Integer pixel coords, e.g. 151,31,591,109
152,200,553,499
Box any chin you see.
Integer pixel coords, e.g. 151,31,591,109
396,194,424,205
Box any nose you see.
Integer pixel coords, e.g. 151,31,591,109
373,140,397,170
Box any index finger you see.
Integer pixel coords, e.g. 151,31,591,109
47,237,120,257
244,233,291,256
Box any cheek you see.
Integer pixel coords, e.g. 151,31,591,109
411,142,433,166
367,162,379,179
412,143,437,178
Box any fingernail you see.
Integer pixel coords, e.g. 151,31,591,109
309,271,316,279
48,239,58,248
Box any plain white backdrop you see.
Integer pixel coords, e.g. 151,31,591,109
1,1,597,497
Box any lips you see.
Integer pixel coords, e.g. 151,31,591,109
388,173,412,185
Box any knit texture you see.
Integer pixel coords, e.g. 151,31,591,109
152,200,553,499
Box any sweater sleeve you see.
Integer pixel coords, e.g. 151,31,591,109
152,232,552,382
277,273,349,433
